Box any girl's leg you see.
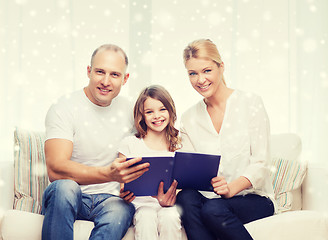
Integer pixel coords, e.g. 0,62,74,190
158,206,182,240
201,194,274,240
176,189,216,240
133,206,159,240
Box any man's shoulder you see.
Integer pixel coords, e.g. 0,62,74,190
121,135,140,144
111,95,133,107
50,90,84,109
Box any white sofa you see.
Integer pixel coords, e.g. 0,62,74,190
0,128,328,240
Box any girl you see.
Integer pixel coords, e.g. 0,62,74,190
176,39,276,240
118,85,182,240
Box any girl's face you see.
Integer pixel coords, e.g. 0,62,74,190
185,57,224,99
143,97,170,134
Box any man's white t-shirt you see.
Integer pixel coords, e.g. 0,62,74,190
45,89,134,195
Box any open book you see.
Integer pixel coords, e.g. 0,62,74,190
124,152,221,196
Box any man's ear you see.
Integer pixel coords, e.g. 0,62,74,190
122,73,129,85
87,66,91,78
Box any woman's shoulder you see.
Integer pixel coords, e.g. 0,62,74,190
232,89,263,104
181,99,205,119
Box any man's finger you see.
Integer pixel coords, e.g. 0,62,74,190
122,157,143,168
123,167,149,183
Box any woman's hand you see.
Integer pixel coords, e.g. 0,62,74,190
119,185,135,203
212,176,252,198
156,180,178,207
211,176,231,198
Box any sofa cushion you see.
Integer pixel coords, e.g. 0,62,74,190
13,128,49,214
270,134,307,212
245,210,328,240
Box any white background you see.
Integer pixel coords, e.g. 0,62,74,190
1,0,327,175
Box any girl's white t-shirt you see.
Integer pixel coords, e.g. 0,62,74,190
118,135,174,208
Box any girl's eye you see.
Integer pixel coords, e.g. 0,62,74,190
160,108,167,111
145,111,152,114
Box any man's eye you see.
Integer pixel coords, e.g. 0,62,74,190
112,73,120,77
97,70,104,74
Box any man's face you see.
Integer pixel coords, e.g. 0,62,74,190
85,50,129,107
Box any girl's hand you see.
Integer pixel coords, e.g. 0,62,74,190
211,176,231,198
119,185,135,203
156,180,178,207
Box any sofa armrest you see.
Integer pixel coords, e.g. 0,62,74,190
0,161,14,219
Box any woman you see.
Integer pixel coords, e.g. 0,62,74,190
176,39,276,240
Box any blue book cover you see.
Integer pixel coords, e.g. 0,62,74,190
124,152,221,196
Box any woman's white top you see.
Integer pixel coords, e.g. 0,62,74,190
180,90,275,205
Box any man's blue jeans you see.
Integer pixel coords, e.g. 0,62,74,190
41,179,135,240
176,189,274,240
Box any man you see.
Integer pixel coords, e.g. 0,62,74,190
41,44,149,240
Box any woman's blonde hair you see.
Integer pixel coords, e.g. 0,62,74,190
183,39,226,85
134,85,181,152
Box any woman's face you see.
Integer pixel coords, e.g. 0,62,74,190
185,57,224,98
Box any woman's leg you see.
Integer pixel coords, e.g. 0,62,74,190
176,189,216,240
201,194,274,240
133,206,159,240
158,206,182,240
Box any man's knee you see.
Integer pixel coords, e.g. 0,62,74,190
42,179,81,212
101,197,135,224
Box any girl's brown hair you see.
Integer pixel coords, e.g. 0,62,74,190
183,39,226,85
134,85,181,152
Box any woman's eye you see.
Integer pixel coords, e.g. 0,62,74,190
204,69,211,73
189,72,196,76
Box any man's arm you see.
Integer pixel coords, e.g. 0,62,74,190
45,138,149,185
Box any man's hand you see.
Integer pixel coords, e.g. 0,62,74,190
108,157,150,183
156,180,178,207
